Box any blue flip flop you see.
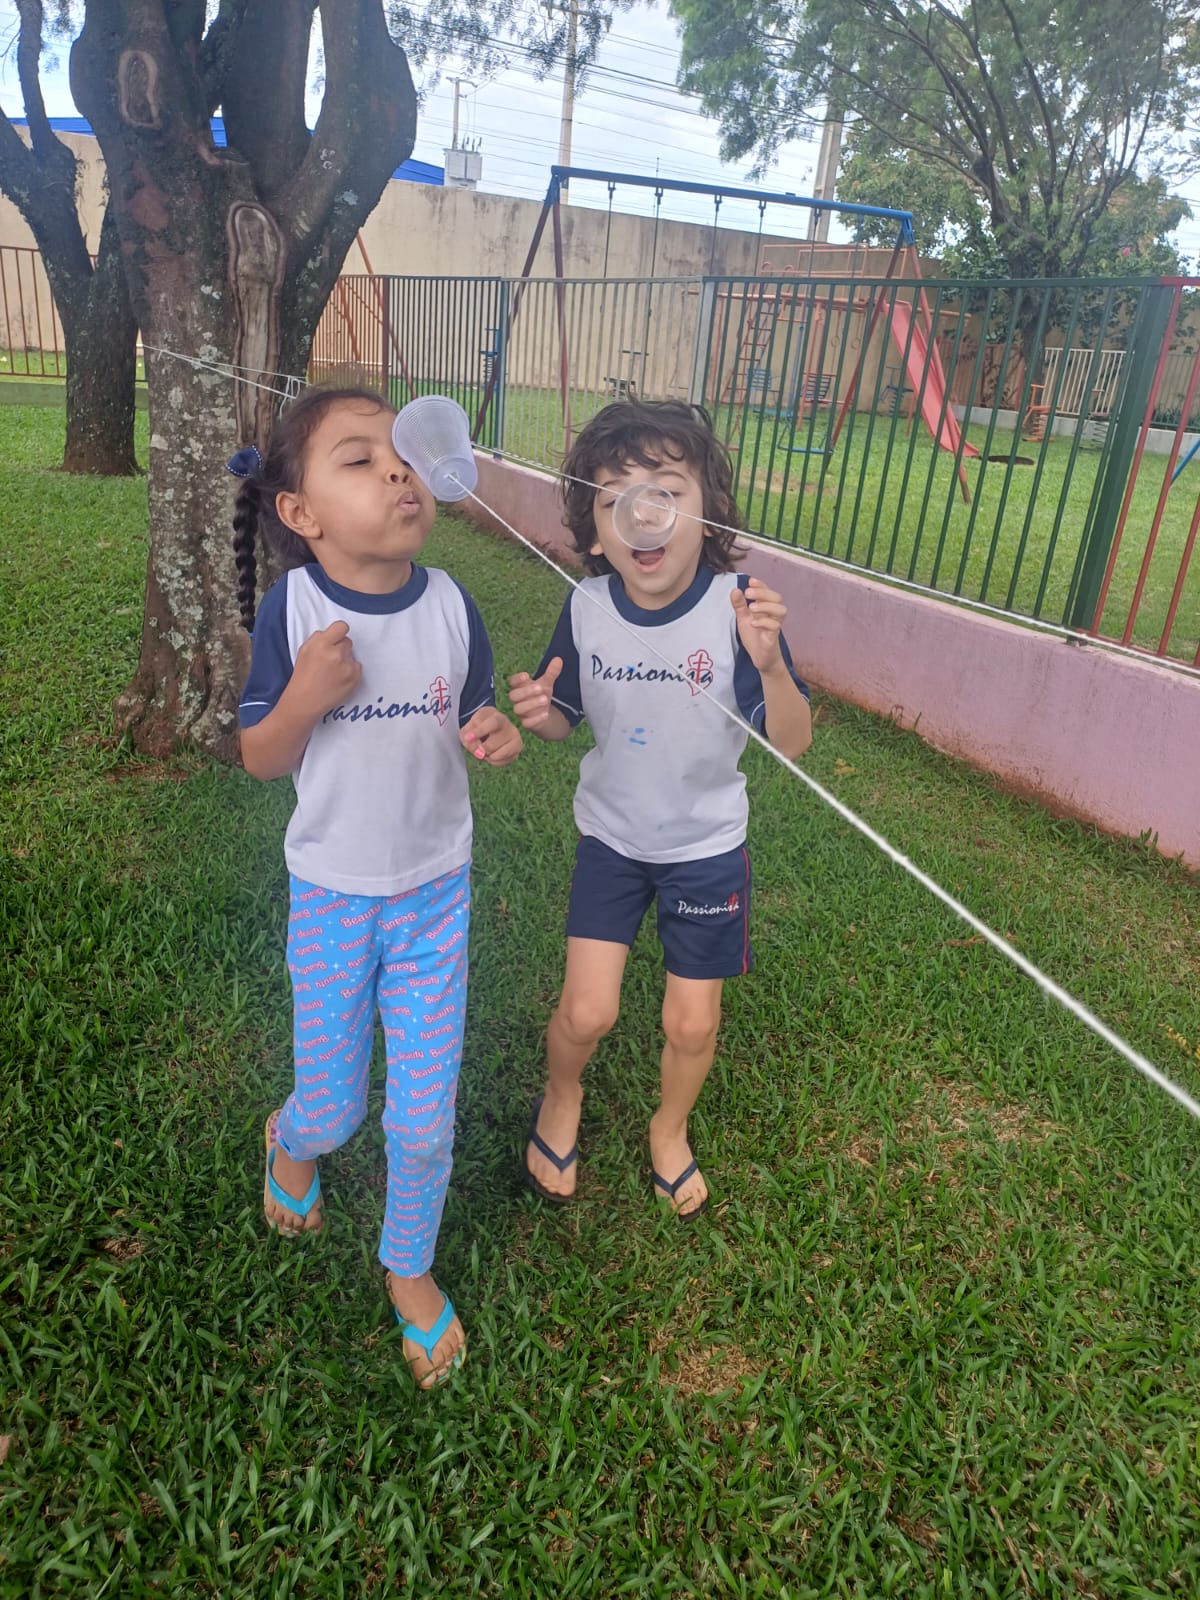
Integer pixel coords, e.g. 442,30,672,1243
652,1159,709,1222
263,1113,322,1237
523,1093,578,1205
394,1292,466,1389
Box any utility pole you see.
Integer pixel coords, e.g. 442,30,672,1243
808,105,844,243
451,77,471,150
557,0,579,203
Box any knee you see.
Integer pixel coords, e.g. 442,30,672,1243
555,990,619,1047
385,1096,457,1163
662,1000,721,1056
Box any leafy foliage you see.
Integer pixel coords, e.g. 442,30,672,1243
387,0,638,91
670,0,1200,279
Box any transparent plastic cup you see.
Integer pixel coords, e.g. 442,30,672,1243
391,395,479,502
610,482,678,549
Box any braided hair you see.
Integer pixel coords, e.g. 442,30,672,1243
229,385,391,631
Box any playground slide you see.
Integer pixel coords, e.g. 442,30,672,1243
888,299,979,459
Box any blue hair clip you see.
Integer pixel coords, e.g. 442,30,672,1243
226,444,263,479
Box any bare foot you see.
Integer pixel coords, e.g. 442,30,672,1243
263,1114,324,1237
387,1271,466,1389
649,1113,709,1219
525,1085,582,1199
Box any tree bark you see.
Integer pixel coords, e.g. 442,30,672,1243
0,5,140,477
69,0,416,761
59,208,140,476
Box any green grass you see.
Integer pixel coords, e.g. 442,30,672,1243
3,405,1200,1597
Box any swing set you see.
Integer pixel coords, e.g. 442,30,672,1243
473,166,978,499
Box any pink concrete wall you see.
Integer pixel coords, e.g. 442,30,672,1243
462,454,1200,870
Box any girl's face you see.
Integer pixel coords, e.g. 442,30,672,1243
276,399,435,593
590,446,709,610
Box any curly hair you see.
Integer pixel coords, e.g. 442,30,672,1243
231,385,391,630
560,400,745,577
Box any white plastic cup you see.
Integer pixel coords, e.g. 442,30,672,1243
391,395,479,503
610,482,678,550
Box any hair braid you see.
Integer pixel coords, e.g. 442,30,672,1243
232,480,261,631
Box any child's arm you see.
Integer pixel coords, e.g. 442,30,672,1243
508,595,584,742
731,578,813,761
241,620,362,780
508,658,574,742
450,583,523,766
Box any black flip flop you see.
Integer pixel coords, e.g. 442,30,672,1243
523,1093,579,1205
652,1159,709,1222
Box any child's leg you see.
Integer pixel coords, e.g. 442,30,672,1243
266,877,379,1234
652,974,724,1217
526,838,653,1199
527,937,629,1197
376,864,470,1387
650,845,752,1216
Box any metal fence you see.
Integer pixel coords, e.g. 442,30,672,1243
0,245,66,377
304,268,1200,673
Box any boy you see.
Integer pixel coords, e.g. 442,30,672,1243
508,401,812,1219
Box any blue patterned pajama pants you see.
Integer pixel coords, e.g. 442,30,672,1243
274,863,470,1277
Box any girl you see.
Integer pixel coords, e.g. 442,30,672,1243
231,386,522,1388
508,400,811,1221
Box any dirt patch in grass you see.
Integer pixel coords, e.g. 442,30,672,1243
650,1335,762,1397
817,1077,1065,1182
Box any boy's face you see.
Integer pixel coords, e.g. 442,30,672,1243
590,445,709,611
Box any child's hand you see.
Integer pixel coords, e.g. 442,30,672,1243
460,706,523,766
507,658,563,732
291,620,362,715
731,580,788,674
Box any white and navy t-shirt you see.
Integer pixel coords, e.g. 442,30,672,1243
537,567,808,865
239,563,495,896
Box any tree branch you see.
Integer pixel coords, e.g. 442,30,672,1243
220,0,316,199
272,0,415,265
0,0,90,282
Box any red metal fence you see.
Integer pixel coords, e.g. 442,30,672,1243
0,245,66,376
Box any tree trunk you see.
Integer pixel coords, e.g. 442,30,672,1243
70,0,416,761
59,211,139,476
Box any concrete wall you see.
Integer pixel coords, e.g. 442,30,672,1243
463,453,1200,870
0,126,915,287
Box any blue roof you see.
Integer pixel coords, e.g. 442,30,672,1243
16,116,442,185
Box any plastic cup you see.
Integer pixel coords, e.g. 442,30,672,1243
391,395,479,502
610,482,678,550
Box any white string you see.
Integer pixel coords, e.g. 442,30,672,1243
143,346,307,403
456,474,1200,1127
494,447,1200,683
140,347,1196,1120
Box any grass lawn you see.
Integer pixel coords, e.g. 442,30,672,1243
3,406,1200,1597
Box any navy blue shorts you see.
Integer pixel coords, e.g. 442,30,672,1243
566,835,753,980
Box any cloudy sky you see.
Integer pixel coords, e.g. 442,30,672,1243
2,0,1198,260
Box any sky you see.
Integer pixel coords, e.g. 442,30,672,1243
2,0,1199,260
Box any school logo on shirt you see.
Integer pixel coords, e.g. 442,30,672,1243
686,649,714,697
589,646,715,692
429,676,452,726
323,676,455,726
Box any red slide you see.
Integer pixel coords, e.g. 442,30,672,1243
888,299,979,464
